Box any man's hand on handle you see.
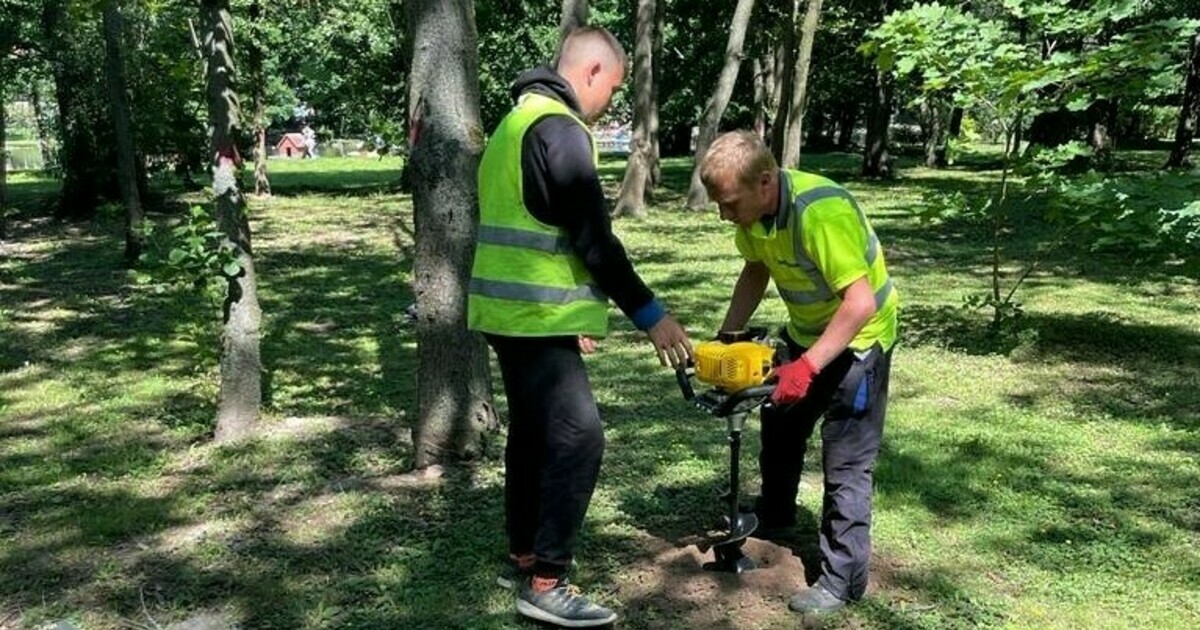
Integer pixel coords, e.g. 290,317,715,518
646,314,694,369
770,354,820,405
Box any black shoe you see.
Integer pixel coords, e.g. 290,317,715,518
497,557,577,590
788,583,848,614
516,576,617,628
753,520,796,541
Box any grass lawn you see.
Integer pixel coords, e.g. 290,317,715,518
1,152,1198,629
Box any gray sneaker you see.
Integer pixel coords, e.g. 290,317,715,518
788,582,848,614
516,576,617,627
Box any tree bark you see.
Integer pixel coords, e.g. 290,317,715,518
559,0,588,43
1166,29,1200,168
249,0,270,196
862,68,893,177
770,1,798,162
102,0,144,264
922,98,948,168
614,0,656,218
407,0,498,466
648,0,663,186
203,0,263,442
29,86,54,169
753,56,766,137
685,0,755,209
1,76,7,241
780,0,823,168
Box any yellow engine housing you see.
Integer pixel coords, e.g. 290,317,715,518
693,341,776,392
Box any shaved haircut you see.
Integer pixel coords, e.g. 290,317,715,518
556,26,627,75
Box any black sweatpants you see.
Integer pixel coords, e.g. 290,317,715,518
486,334,605,577
757,334,893,601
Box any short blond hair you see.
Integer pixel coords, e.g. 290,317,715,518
556,26,627,76
700,131,777,188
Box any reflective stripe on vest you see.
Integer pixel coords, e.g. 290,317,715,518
476,224,571,254
780,185,891,309
469,278,606,304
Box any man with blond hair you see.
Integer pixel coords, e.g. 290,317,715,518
468,25,693,627
701,130,898,614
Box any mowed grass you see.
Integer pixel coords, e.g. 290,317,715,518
1,151,1198,629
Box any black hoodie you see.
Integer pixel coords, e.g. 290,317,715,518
510,67,660,328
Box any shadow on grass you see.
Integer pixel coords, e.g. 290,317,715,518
900,305,1200,432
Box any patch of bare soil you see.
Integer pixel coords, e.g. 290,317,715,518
616,534,810,630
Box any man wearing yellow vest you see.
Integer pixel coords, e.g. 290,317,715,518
701,131,898,615
468,26,692,627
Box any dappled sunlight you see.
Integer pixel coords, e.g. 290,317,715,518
2,150,1198,627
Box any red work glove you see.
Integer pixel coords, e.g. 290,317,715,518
770,354,820,405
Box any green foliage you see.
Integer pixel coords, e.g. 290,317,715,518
133,205,241,299
1034,169,1200,261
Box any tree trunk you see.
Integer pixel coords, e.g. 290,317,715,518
1,77,7,241
30,86,54,169
203,0,263,442
837,101,856,151
948,106,964,138
685,0,755,209
614,0,657,219
43,0,107,219
753,56,766,137
249,0,270,196
862,0,893,177
1166,29,1200,168
862,68,893,177
648,0,663,186
770,1,798,162
922,98,948,168
780,0,822,168
407,0,498,467
1088,99,1115,166
559,0,588,43
102,0,144,265
805,109,825,149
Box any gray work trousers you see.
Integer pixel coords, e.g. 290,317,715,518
757,336,893,601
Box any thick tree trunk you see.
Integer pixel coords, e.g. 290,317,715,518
686,0,755,209
203,0,263,442
559,0,588,42
770,1,798,162
407,0,498,466
249,0,270,196
780,0,823,168
862,69,893,177
102,0,144,265
1166,29,1200,169
759,50,776,139
614,0,657,218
